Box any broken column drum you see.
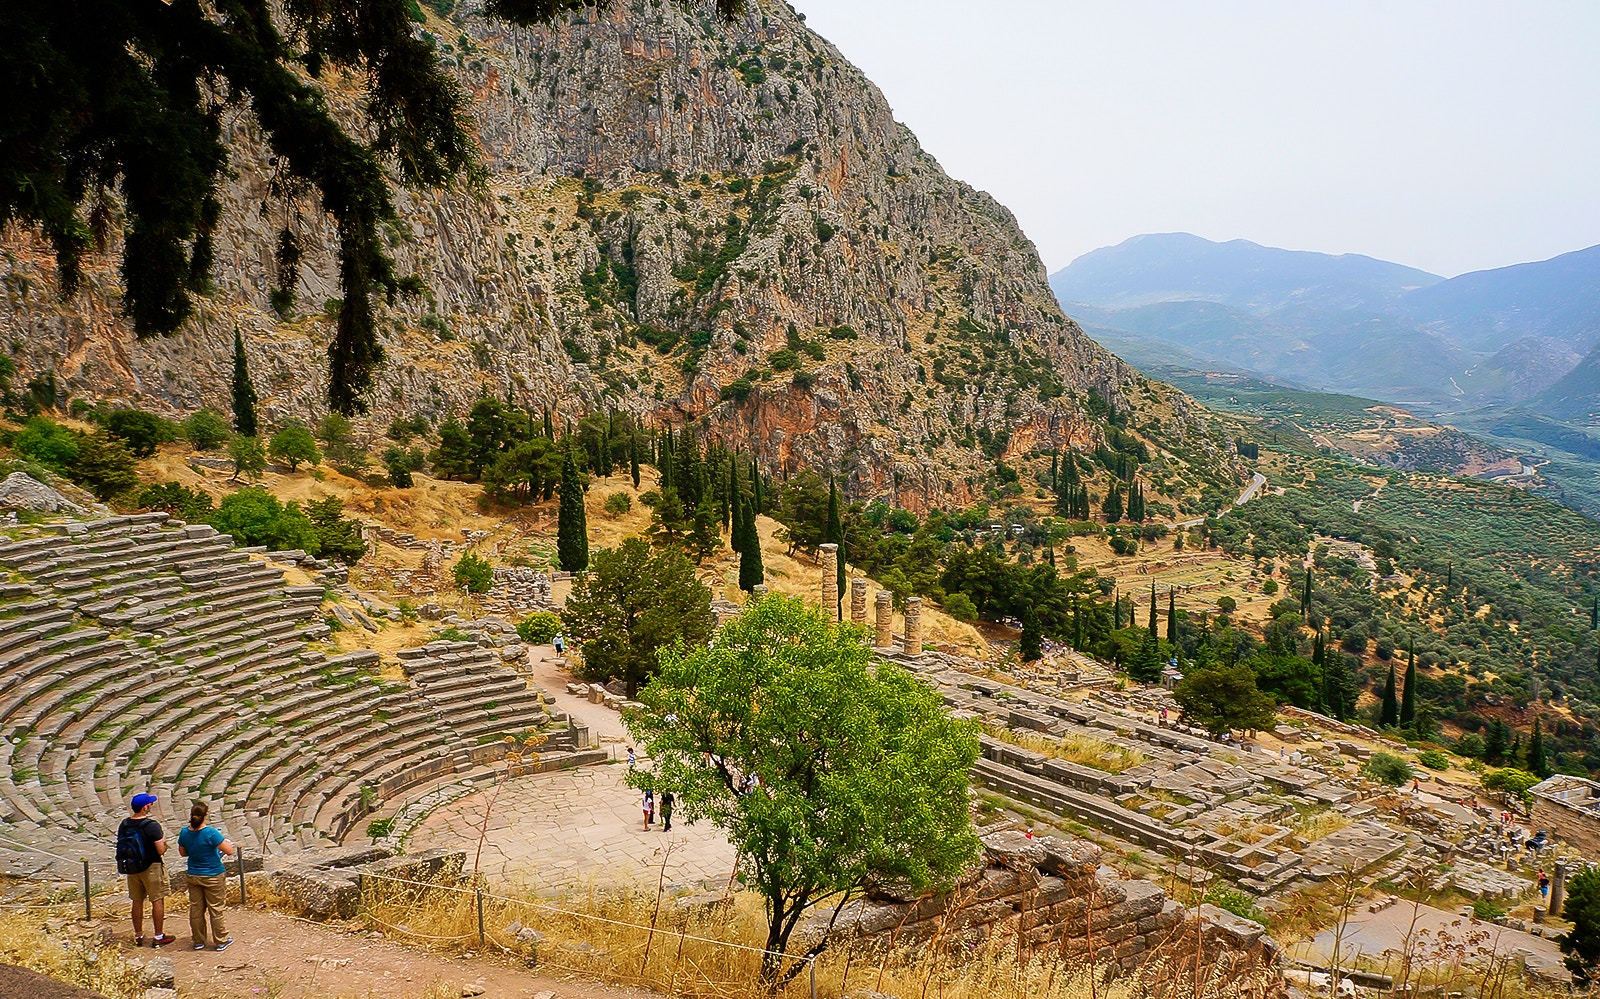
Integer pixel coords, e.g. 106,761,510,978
904,595,923,654
851,577,868,624
819,543,838,614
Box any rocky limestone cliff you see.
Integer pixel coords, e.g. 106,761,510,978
0,0,1236,509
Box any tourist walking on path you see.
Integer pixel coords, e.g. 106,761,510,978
660,791,674,832
117,793,174,947
177,802,235,951
642,789,654,830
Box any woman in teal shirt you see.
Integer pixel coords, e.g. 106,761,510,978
177,802,235,950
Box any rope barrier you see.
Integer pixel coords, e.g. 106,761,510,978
0,834,90,866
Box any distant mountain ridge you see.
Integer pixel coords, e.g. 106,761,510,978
1051,232,1442,313
1051,234,1600,415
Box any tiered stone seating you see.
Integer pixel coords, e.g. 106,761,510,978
0,513,585,874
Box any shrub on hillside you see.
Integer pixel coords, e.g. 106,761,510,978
105,409,177,458
72,432,141,501
941,592,978,622
183,409,231,450
1416,749,1451,770
306,497,368,563
383,447,414,488
137,482,215,521
209,488,318,552
516,611,562,645
1361,752,1413,786
268,421,321,471
10,416,79,472
228,435,266,481
452,552,493,593
603,492,632,517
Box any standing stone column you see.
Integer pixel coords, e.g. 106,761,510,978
851,577,868,624
819,543,839,615
1552,861,1569,918
904,596,923,655
875,591,894,648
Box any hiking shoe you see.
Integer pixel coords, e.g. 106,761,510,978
194,942,207,950
134,936,144,947
215,937,233,952
152,934,175,948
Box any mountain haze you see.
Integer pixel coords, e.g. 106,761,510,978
1052,234,1600,413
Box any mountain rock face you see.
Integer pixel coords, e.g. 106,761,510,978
0,0,1231,509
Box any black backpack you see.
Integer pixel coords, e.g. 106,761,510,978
115,820,152,875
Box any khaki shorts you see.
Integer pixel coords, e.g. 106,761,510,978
127,863,166,904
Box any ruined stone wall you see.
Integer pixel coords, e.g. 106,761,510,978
1531,795,1600,860
806,829,1279,977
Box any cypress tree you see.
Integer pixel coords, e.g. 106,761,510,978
659,429,674,492
1380,663,1399,727
543,407,553,439
1529,717,1550,778
1400,643,1417,726
1020,608,1042,662
630,432,641,489
557,444,589,572
826,477,844,619
1050,450,1059,490
1484,719,1508,764
1113,593,1122,630
1103,482,1123,523
1592,593,1597,631
1301,568,1314,616
231,327,258,438
722,460,734,529
738,496,764,591
751,459,762,511
1166,588,1177,645
1147,582,1158,639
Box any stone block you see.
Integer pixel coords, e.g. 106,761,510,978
360,847,466,889
981,828,1047,870
1197,904,1265,948
1038,835,1101,879
267,864,360,920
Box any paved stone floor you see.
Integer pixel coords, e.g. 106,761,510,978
407,645,738,893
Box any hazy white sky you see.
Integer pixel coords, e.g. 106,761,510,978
792,0,1600,278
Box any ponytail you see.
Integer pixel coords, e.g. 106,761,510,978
189,801,209,830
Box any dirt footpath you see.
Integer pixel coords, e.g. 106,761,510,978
128,907,659,999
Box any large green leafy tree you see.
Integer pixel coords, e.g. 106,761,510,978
1,0,739,413
1174,660,1278,737
561,538,711,696
626,595,980,986
1562,866,1600,984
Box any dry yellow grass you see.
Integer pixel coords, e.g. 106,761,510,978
345,875,1272,999
985,727,1149,775
0,909,147,999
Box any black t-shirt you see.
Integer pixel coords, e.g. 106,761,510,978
121,817,164,870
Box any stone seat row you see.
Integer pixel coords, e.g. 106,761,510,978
0,518,586,861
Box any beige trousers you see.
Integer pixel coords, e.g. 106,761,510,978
187,873,228,945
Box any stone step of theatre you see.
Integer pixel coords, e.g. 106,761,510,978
0,512,586,878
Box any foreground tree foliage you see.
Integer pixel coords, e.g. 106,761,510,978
1563,866,1600,985
626,595,980,986
561,538,711,697
0,0,738,413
